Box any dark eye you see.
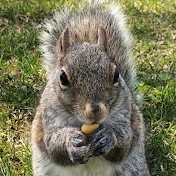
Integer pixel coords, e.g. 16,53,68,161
113,68,119,85
60,70,69,87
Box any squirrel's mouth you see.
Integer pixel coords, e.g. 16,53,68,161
81,114,107,125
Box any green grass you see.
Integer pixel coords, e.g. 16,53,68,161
0,0,175,175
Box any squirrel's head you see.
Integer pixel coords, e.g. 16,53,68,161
55,26,123,124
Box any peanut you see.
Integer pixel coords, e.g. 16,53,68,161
81,123,99,136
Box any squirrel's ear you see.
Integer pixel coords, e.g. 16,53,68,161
58,26,70,55
97,25,106,49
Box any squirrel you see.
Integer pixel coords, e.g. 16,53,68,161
31,1,150,176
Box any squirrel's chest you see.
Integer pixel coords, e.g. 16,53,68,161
52,157,114,176
32,142,117,176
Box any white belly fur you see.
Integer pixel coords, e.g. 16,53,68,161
32,143,117,176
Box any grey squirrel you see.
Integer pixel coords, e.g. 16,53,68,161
31,1,150,175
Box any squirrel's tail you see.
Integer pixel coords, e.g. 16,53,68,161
39,0,139,102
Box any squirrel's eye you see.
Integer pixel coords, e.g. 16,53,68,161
60,70,69,87
113,68,119,85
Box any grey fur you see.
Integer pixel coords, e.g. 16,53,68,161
31,1,150,176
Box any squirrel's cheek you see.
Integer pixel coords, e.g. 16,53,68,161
59,92,75,106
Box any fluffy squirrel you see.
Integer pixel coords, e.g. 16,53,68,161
31,1,150,176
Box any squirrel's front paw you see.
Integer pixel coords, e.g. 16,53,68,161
90,126,116,157
66,129,91,164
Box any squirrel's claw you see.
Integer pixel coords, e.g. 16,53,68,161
89,127,115,157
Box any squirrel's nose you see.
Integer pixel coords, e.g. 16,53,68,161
84,103,106,121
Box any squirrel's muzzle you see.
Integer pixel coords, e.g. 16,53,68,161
84,102,107,122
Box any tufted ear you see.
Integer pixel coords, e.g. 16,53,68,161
97,25,106,49
58,26,70,55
